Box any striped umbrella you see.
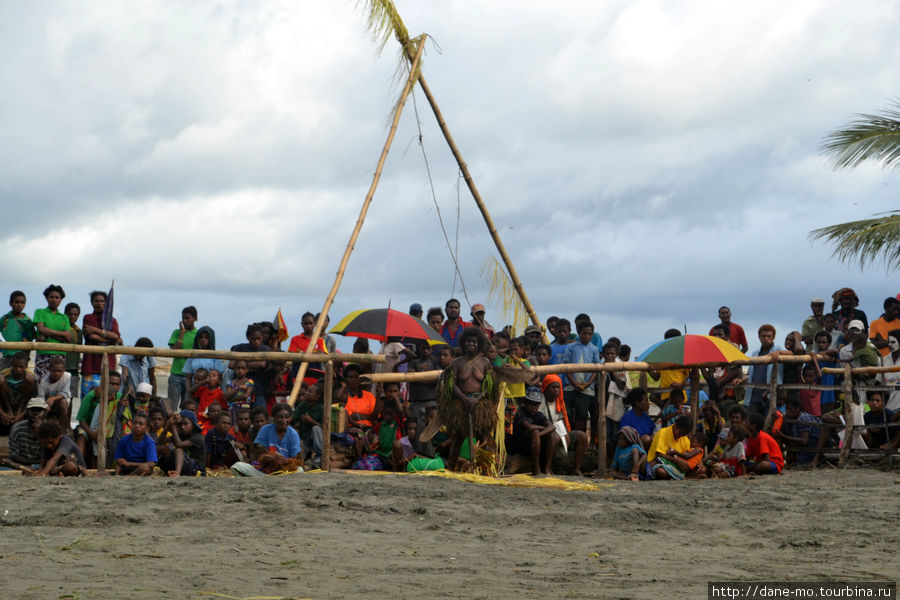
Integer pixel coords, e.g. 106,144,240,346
638,334,747,365
330,308,448,346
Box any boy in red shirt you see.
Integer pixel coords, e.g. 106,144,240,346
746,413,784,475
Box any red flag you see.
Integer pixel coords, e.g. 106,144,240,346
273,308,289,347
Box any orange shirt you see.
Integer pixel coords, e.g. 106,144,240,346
869,317,897,357
746,430,784,470
345,390,377,428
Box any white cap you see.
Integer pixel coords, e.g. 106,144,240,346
26,397,49,410
136,382,153,395
847,319,865,332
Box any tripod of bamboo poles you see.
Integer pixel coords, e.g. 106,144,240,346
363,0,546,340
288,36,426,405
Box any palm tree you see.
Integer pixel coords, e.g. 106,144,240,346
811,100,900,272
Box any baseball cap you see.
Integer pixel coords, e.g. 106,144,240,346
524,386,543,404
26,397,49,410
811,298,825,304
409,303,423,314
471,303,486,314
180,410,199,430
525,325,542,335
847,319,865,332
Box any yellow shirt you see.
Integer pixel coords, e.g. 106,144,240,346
659,368,689,401
647,425,691,462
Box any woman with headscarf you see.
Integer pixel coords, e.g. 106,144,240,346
611,425,649,481
540,375,586,475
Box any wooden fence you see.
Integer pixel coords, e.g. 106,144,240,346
2,342,897,474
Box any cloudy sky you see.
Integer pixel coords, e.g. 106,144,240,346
2,0,898,355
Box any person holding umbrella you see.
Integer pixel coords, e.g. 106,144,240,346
81,290,121,399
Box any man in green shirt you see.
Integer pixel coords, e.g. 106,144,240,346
0,291,35,371
167,306,198,409
32,284,74,382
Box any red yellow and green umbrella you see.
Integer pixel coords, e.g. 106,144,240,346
638,334,747,365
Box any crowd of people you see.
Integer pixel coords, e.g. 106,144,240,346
0,285,898,479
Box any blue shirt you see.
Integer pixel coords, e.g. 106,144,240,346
183,357,227,376
550,342,571,387
254,423,301,458
119,354,158,392
440,319,468,348
561,341,600,391
114,433,158,464
743,346,783,406
619,409,655,438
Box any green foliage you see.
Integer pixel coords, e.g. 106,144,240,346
820,99,900,170
479,255,529,335
809,211,900,272
812,100,900,271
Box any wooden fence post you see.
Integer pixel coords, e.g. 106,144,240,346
765,355,779,430
322,361,333,472
97,359,109,470
689,367,700,433
597,373,607,477
839,363,854,466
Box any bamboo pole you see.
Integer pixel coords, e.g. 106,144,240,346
287,36,427,406
97,358,109,471
765,356,779,430
839,363,855,466
597,372,607,478
0,342,384,364
322,361,333,472
393,42,545,341
689,368,700,432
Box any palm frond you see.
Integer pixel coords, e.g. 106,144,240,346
358,0,411,53
821,99,900,170
808,211,900,272
479,255,529,335
358,1,425,111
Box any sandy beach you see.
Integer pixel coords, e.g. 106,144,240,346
0,468,897,599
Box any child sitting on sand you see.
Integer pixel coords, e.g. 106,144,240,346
610,426,649,481
32,420,86,477
229,406,253,457
648,415,693,479
371,399,403,470
114,413,157,476
745,413,784,475
707,425,747,478
160,410,205,476
206,411,237,469
658,431,707,479
774,396,821,465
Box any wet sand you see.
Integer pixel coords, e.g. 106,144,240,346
0,468,897,599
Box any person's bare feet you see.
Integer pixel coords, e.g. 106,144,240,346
168,471,180,478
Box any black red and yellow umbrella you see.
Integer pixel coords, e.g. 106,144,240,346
330,308,448,346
